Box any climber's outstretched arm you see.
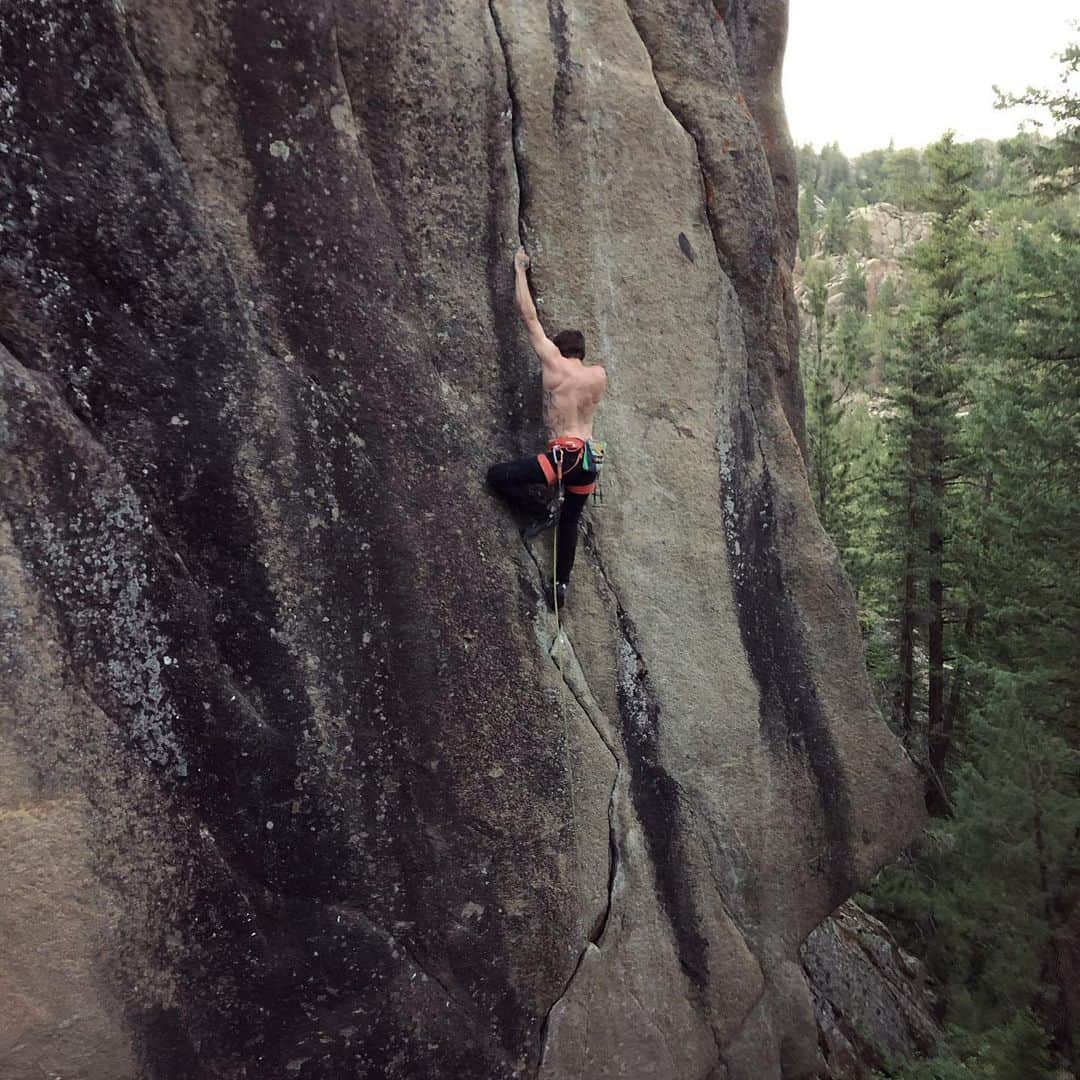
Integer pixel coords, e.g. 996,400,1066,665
514,248,562,369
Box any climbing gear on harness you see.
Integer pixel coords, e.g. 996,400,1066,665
537,437,583,484
582,438,606,474
538,436,598,497
585,437,606,504
551,445,566,518
550,445,566,649
519,438,599,650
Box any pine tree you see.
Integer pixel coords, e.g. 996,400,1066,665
914,135,979,799
867,690,1079,1049
867,103,1079,1069
801,259,841,522
834,257,872,379
798,185,818,260
852,46,1080,1065
878,134,978,793
822,196,850,254
882,147,927,209
995,40,1079,195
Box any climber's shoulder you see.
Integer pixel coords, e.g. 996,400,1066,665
589,363,607,397
522,315,563,369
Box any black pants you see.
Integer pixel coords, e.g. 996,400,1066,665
487,448,597,585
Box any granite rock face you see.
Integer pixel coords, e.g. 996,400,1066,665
847,203,932,260
0,2,923,1077
801,902,943,1078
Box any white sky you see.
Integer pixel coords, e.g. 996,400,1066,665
783,2,1076,155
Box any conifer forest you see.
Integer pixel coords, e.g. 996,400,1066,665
795,43,1079,1080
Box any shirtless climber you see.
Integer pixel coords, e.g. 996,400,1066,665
487,247,607,609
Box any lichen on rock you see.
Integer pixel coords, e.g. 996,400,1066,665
1,1,922,1077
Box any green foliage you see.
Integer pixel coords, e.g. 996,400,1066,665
974,1010,1058,1080
995,41,1079,194
961,216,1080,727
822,197,850,254
799,256,879,582
798,185,818,260
869,134,979,758
850,210,874,256
797,141,930,217
882,147,928,209
800,35,1080,1071
840,256,868,314
867,690,1078,1044
877,1011,1058,1080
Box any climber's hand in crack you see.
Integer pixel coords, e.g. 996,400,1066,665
513,246,561,371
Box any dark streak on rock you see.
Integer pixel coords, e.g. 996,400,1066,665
581,531,711,996
614,604,710,992
621,0,855,905
724,412,856,907
546,0,574,132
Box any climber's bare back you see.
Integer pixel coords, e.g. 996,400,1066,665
542,357,606,442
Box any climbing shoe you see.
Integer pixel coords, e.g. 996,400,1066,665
523,501,560,540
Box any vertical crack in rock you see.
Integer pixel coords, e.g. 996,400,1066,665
550,635,620,949
584,528,713,997
487,1,529,247
517,537,623,1064
485,0,544,439
621,0,856,905
521,539,622,924
536,942,594,1071
486,7,630,1056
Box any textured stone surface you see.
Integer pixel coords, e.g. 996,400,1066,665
848,203,932,260
860,258,903,313
801,902,942,1078
0,1,922,1077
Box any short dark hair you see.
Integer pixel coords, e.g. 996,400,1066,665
553,329,586,360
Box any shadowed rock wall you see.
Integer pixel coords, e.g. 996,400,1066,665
0,1,922,1077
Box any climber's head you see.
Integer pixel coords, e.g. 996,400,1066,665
553,329,586,361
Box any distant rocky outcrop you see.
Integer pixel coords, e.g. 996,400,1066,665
861,258,903,311
794,202,931,316
1,2,922,1078
848,203,933,261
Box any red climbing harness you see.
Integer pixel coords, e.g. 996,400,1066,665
536,436,597,495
